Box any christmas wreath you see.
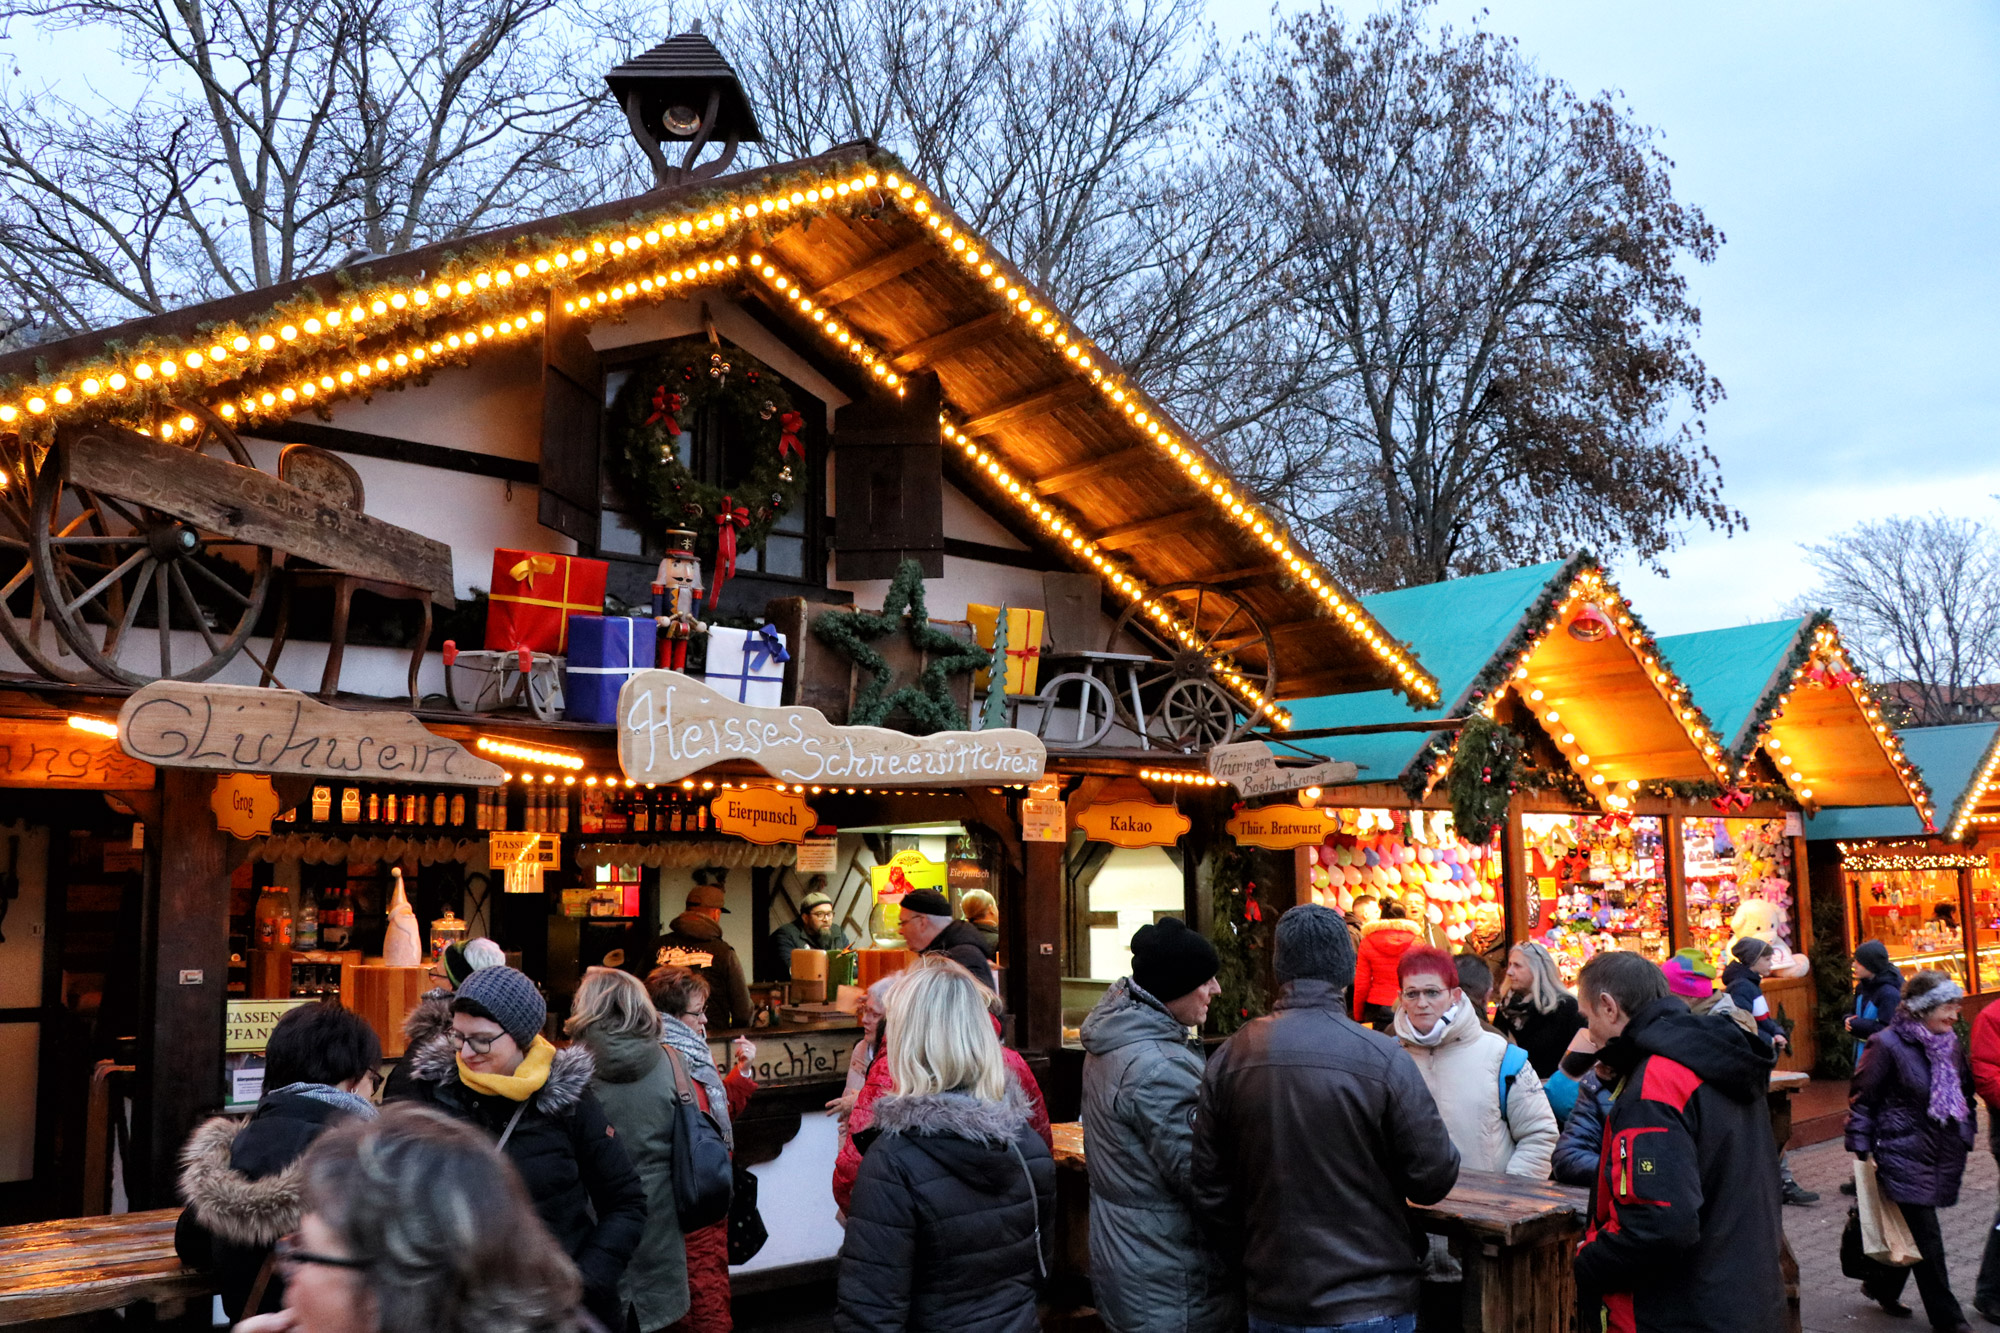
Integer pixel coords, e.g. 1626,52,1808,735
607,338,809,568
1448,713,1522,845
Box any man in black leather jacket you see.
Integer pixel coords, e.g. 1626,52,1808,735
1192,904,1459,1333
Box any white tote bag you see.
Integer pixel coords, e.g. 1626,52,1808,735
1855,1160,1923,1267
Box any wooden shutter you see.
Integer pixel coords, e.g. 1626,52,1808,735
831,372,943,580
538,294,602,546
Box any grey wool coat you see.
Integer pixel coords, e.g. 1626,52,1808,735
1079,979,1240,1333
579,1025,690,1332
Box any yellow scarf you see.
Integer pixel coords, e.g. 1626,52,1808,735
457,1034,556,1102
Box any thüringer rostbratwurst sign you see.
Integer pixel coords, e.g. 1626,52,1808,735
619,670,1047,787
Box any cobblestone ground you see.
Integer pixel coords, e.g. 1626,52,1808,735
1789,1117,2000,1333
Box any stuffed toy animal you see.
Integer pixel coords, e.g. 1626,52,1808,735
1729,898,1811,978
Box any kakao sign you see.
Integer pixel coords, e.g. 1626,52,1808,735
619,670,1047,787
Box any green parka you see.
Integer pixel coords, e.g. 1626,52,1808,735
577,1025,689,1333
1079,979,1240,1333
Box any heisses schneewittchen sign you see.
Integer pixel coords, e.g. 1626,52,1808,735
618,670,1047,787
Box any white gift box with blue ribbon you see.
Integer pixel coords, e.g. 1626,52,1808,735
703,623,790,707
565,615,659,724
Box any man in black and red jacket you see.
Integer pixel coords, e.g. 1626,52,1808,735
1573,951,1784,1333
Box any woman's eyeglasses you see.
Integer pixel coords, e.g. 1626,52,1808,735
274,1234,369,1274
445,1029,505,1055
681,1008,708,1029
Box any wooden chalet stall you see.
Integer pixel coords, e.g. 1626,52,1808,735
0,32,1426,1288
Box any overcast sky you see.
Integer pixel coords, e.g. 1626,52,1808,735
1216,0,2000,632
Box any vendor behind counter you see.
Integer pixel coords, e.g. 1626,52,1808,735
770,885,851,979
657,882,754,1029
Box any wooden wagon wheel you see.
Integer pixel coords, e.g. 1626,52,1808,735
1108,581,1279,749
28,406,275,685
0,430,106,681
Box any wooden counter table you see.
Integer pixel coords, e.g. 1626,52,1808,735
0,1207,209,1326
1050,1123,1587,1333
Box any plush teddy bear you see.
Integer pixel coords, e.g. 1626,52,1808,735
1729,898,1811,979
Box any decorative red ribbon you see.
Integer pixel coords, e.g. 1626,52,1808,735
778,410,805,461
646,388,684,435
1244,899,1263,923
708,497,750,608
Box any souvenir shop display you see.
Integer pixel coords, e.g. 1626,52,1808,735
1522,812,1669,983
1303,808,1505,951
1855,866,1969,982
1680,817,1800,973
1973,863,2000,991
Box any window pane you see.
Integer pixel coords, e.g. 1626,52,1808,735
599,508,644,556
772,504,806,535
762,533,805,578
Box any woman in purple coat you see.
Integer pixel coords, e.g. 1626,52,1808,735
1846,970,1976,1331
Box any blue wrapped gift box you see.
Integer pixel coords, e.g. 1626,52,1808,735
565,614,658,724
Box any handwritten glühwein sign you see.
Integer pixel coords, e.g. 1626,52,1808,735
0,718,155,789
1207,740,1359,799
711,787,818,844
618,670,1046,787
1074,799,1191,849
118,682,503,785
1226,804,1344,849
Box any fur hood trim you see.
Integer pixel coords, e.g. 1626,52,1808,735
177,1117,303,1246
868,1082,1031,1144
402,990,454,1047
406,1034,595,1115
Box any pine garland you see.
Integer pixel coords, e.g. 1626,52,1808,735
809,559,993,732
1448,714,1521,844
1206,846,1271,1035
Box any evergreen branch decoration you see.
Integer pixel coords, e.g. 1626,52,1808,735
810,559,993,733
1205,845,1271,1036
1447,714,1521,844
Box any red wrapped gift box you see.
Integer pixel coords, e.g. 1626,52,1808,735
484,549,607,655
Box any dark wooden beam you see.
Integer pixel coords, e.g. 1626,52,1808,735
1096,506,1206,551
960,381,1094,438
813,241,935,306
1210,619,1321,656
1032,444,1152,496
1207,563,1284,587
1284,664,1394,697
890,311,1010,372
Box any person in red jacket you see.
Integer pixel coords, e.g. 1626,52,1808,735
832,956,1051,1217
1971,996,2000,1322
1572,950,1784,1333
1351,898,1423,1027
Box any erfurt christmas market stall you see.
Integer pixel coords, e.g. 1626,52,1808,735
0,29,1439,1303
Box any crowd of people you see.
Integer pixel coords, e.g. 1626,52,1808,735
172,877,2000,1333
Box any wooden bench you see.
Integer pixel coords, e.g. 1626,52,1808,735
0,1208,211,1326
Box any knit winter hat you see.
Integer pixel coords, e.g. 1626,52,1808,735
1131,917,1220,1003
1662,948,1717,999
1902,969,1964,1016
452,965,547,1048
1854,938,1893,979
1730,936,1770,967
1273,904,1356,988
899,888,952,919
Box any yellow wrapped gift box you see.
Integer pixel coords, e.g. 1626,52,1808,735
967,604,1046,696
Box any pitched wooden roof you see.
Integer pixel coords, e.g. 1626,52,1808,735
1805,721,1986,842
0,145,1437,717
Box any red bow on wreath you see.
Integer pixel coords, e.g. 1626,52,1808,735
707,496,751,608
1710,787,1754,814
1244,899,1263,923
646,387,684,435
778,410,806,461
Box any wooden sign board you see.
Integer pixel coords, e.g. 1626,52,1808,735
0,718,155,788
119,682,503,785
225,998,312,1052
1208,740,1359,799
711,788,818,844
1227,804,1343,849
709,1027,854,1086
211,772,280,839
618,670,1046,787
1075,799,1191,849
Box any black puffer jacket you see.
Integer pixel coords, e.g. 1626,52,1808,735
1574,996,1782,1333
1850,941,1903,1049
1190,979,1460,1328
835,1085,1055,1333
1494,992,1585,1079
395,1036,647,1323
923,920,996,991
173,1089,363,1319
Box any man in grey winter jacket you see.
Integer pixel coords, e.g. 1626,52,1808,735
1081,918,1239,1333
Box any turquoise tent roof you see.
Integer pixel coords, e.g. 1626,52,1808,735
1285,560,1572,784
1655,620,1807,756
1805,722,1997,842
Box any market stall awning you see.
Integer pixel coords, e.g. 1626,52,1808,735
1657,616,1932,817
1806,722,1995,843
0,146,1436,719
1283,553,1732,808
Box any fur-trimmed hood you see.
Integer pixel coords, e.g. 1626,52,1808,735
867,1083,1033,1143
861,1084,1043,1199
401,989,454,1048
405,1033,595,1115
178,1117,302,1246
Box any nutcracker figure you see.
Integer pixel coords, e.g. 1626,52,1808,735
652,528,707,670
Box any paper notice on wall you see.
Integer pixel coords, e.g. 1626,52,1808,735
1022,797,1066,843
795,837,839,874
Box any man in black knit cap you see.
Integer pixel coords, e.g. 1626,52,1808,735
895,887,995,989
1192,904,1458,1333
1079,918,1238,1333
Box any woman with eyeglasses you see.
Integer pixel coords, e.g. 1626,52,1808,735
391,965,644,1329
176,1001,382,1321
234,1103,587,1333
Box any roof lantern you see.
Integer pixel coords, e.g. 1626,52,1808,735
605,24,763,187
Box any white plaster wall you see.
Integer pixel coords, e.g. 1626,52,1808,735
732,1110,844,1273
1084,846,1184,981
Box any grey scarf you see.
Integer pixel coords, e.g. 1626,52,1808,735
268,1081,379,1120
659,1014,733,1149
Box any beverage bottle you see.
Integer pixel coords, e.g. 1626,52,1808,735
434,793,449,825
632,789,651,834
556,787,572,834
277,898,294,949
296,894,319,949
451,792,466,826
255,885,281,948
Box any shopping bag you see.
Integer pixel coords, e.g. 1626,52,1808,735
1855,1160,1922,1267
1841,1205,1906,1283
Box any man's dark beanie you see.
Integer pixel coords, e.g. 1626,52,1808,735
1131,917,1219,1003
1274,903,1356,987
1854,938,1893,979
900,888,952,919
1731,936,1770,968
